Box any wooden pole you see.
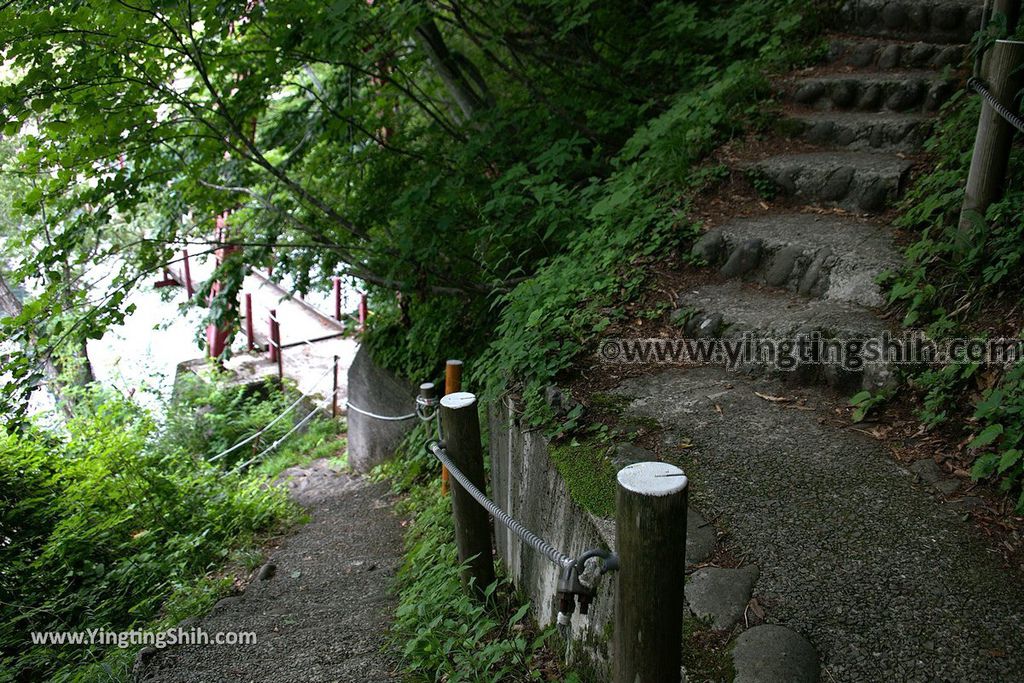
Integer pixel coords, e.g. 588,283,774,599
181,249,194,299
614,462,688,683
439,391,495,597
331,354,339,418
273,317,283,381
959,39,1024,238
993,0,1021,33
267,309,278,362
333,277,342,321
441,359,463,496
245,293,255,351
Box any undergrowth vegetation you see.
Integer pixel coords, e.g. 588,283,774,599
885,23,1024,507
392,482,575,683
364,0,817,426
0,377,340,682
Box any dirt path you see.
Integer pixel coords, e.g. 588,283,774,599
137,460,404,683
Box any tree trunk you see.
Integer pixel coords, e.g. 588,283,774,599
0,269,79,417
414,14,490,121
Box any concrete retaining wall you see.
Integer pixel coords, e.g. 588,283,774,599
346,346,418,472
489,397,617,679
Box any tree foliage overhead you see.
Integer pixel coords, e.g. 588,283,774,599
0,0,811,422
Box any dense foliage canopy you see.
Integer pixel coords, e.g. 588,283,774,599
0,0,809,423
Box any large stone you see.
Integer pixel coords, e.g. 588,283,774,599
732,625,820,683
765,246,802,288
611,442,654,470
345,345,418,472
685,565,759,629
686,508,717,565
692,230,726,264
877,44,902,69
721,239,764,278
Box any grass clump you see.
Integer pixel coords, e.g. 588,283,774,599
392,483,580,683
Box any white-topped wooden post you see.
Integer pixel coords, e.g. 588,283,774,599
614,461,688,683
439,391,495,598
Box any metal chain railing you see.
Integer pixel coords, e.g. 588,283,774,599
208,364,334,463
427,440,575,568
969,76,1024,134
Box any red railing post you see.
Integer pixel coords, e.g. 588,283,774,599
182,249,194,299
245,293,255,351
268,309,278,363
333,277,342,321
358,293,368,333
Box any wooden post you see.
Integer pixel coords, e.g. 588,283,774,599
993,0,1021,33
959,39,1024,238
358,293,368,333
181,249,194,299
439,391,495,597
614,462,688,683
331,354,339,418
245,293,255,351
333,277,342,321
267,309,278,362
273,316,283,381
441,359,463,496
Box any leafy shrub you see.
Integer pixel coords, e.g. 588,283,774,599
885,23,1024,508
0,385,302,681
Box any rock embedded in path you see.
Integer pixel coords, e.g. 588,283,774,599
732,624,819,683
720,239,763,278
692,231,726,264
685,565,759,629
686,508,717,565
611,442,654,471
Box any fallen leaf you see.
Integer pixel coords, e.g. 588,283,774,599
755,392,791,403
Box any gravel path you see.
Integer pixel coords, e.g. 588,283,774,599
138,460,404,683
617,368,1024,681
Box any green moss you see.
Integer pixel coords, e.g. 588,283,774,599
682,614,736,682
588,392,632,415
549,440,618,518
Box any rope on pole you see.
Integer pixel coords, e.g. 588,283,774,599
969,76,1024,134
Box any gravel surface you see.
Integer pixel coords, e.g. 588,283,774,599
617,368,1024,682
138,460,404,682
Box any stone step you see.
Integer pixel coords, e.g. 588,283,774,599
740,151,913,213
783,111,932,152
827,36,968,70
836,0,984,44
691,213,900,307
674,281,894,391
783,71,958,113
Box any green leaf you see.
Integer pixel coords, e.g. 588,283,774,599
997,449,1022,474
969,424,1004,450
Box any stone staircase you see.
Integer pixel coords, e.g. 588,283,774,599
679,0,980,391
611,1,1024,680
